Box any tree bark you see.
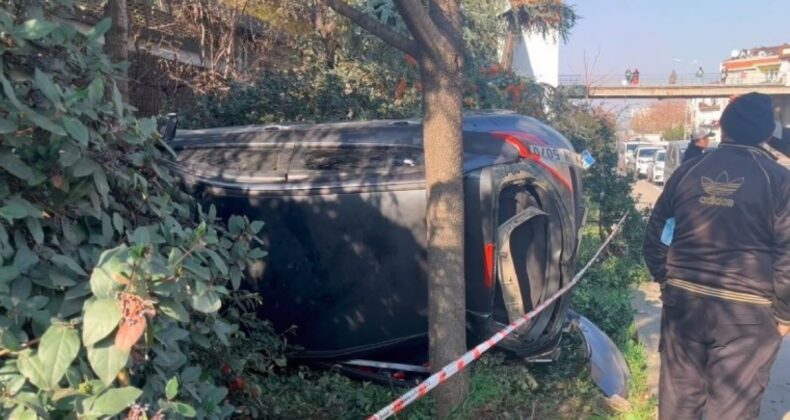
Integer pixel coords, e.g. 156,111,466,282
104,0,129,101
420,53,468,418
322,0,468,416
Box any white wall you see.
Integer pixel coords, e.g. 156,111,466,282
689,97,728,141
511,30,559,87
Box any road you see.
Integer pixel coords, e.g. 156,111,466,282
631,179,790,420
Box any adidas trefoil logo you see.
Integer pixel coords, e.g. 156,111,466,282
699,171,744,207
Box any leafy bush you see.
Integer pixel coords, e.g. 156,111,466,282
0,6,267,418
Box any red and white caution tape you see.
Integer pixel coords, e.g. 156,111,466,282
368,211,631,420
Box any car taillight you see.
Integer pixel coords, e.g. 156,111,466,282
483,243,495,289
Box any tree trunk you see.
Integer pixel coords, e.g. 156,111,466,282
104,0,129,101
502,31,515,70
420,54,468,418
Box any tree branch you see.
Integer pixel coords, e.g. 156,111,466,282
321,0,418,56
393,0,464,69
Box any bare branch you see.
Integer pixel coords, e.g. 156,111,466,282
321,0,418,56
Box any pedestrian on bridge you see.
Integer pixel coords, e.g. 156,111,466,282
632,68,640,85
696,66,704,84
625,69,632,85
669,70,678,85
643,92,790,420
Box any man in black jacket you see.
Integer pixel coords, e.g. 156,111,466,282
643,92,790,420
682,128,714,163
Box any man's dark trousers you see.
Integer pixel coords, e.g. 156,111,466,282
659,286,782,420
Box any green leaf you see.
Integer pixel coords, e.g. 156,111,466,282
229,265,242,291
250,220,265,234
34,68,62,110
18,324,80,390
183,260,210,281
248,248,267,260
0,152,34,181
204,386,228,404
0,203,27,222
112,82,123,119
0,60,66,136
58,142,82,167
0,118,17,134
71,157,99,177
84,18,111,42
87,338,129,386
159,299,189,323
0,265,20,283
8,404,36,420
14,19,58,40
181,366,201,383
51,254,87,276
190,290,221,314
203,249,228,276
93,167,109,204
24,217,43,244
91,386,142,416
87,78,104,106
82,298,121,347
138,118,157,139
172,402,197,418
29,112,67,136
131,226,150,245
63,117,89,146
90,245,129,299
166,376,179,400
7,375,25,396
228,215,245,236
112,212,124,234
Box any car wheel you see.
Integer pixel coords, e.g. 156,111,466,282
487,182,570,358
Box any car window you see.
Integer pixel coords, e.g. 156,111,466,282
177,147,282,174
656,151,666,162
637,148,660,158
292,145,424,173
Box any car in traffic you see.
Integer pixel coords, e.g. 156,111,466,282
165,111,587,365
633,146,665,178
617,140,653,175
647,149,666,184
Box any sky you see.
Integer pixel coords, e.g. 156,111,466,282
559,0,790,83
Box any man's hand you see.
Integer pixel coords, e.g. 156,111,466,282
778,323,790,337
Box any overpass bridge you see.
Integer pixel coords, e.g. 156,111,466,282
559,73,790,99
558,73,790,125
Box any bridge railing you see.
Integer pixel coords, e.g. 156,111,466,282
559,72,789,88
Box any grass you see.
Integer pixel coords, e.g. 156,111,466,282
234,327,656,419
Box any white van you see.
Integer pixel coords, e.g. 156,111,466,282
633,146,665,178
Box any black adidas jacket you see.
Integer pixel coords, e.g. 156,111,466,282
643,143,790,325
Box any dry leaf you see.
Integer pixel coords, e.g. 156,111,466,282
114,293,154,352
112,273,130,285
115,315,146,352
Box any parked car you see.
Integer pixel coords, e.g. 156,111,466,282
166,111,586,364
647,150,666,184
664,140,720,182
633,146,664,178
617,140,652,175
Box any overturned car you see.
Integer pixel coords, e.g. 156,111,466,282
166,111,587,364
